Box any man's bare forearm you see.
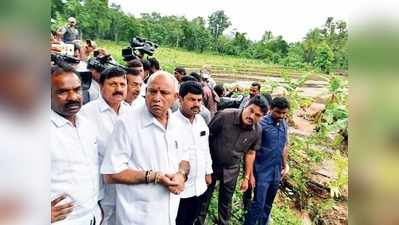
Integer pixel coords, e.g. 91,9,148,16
244,150,256,177
104,169,146,185
282,145,289,167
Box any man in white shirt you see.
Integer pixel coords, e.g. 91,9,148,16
87,67,101,102
80,66,130,225
126,59,147,98
124,68,145,108
50,64,101,225
101,71,190,225
174,81,213,225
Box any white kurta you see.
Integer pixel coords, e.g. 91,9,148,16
50,110,100,225
129,96,146,109
80,97,132,225
88,80,100,102
101,104,188,225
174,110,213,198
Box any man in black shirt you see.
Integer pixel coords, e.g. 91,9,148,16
196,95,269,225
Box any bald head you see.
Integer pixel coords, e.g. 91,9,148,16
145,71,178,120
68,17,77,26
147,71,178,92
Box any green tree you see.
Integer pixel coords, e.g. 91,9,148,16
231,32,251,56
260,30,273,43
51,0,64,19
281,43,306,68
251,42,273,60
107,4,130,43
303,28,323,63
314,43,334,73
266,35,289,57
208,10,231,39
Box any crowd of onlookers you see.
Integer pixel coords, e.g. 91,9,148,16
51,16,291,225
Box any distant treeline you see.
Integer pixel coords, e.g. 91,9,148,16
51,0,348,73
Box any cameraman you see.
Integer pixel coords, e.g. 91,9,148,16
80,39,97,62
148,57,160,75
58,17,80,45
88,73,100,102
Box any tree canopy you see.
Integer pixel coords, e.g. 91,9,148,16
51,0,348,73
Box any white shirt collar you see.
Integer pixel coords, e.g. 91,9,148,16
175,109,199,125
98,96,112,113
50,110,77,128
98,96,130,114
141,104,174,131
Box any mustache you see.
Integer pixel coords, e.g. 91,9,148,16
64,101,81,108
112,91,124,96
191,106,200,111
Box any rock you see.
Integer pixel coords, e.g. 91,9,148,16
291,114,315,136
305,103,326,121
315,94,331,104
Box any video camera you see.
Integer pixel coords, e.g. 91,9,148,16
51,53,92,103
50,53,80,65
87,52,127,72
122,37,159,61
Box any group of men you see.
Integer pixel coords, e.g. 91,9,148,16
51,37,291,225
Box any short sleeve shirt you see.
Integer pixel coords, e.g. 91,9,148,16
100,104,187,225
208,108,262,167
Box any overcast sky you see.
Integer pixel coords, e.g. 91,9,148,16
108,0,350,43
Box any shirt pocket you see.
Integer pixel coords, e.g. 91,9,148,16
234,133,253,153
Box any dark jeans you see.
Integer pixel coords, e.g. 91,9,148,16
196,166,240,225
243,188,253,210
176,194,206,225
244,181,279,225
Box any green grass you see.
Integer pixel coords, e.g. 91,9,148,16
205,171,303,225
96,40,323,79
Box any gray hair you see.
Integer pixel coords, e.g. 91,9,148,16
147,70,179,92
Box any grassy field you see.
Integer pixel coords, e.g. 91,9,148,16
97,40,324,81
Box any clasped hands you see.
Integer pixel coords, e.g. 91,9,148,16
157,172,185,195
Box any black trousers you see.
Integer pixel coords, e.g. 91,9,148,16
176,194,206,225
196,166,240,225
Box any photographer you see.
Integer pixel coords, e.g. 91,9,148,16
86,51,120,103
86,59,102,103
58,17,80,45
148,57,160,75
80,39,97,62
122,37,159,82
